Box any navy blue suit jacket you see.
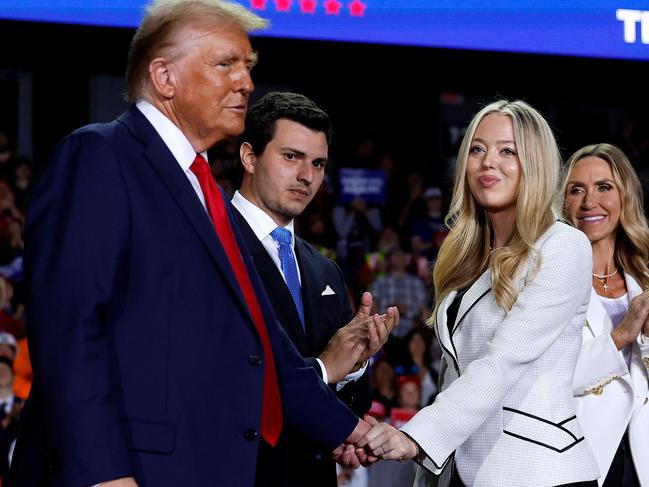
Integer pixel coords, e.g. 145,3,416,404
10,105,357,487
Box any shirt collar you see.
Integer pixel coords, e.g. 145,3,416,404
231,191,295,247
136,99,207,169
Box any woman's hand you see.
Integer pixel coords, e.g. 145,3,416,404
356,415,419,462
612,289,649,349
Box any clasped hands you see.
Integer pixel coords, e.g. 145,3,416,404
332,415,419,468
319,292,399,384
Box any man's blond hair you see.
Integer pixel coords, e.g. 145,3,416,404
125,0,268,101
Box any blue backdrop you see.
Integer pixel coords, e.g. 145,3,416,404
1,0,648,60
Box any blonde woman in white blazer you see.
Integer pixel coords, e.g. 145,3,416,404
357,100,599,487
563,143,649,487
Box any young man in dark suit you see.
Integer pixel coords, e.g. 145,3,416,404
233,92,398,487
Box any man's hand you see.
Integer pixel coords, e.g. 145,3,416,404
98,478,138,487
320,294,399,383
355,291,373,320
332,417,376,468
319,293,373,384
356,306,399,366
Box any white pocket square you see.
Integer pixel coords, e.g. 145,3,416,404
321,285,336,296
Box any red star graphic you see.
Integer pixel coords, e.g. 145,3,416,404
250,0,267,9
299,0,317,14
275,0,292,11
324,0,342,15
348,0,366,17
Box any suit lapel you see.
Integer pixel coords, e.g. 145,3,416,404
295,239,321,352
585,287,608,338
434,270,491,373
436,290,458,366
233,209,309,353
117,106,249,317
624,274,648,400
452,269,492,335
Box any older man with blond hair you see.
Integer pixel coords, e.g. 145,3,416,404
11,2,373,486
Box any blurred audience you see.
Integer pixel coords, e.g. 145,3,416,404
0,348,23,484
369,358,397,418
404,328,438,407
333,197,382,298
409,186,448,261
369,247,428,338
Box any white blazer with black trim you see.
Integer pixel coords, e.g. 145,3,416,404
573,273,649,486
401,221,599,487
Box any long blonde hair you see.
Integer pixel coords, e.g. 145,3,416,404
561,143,649,289
430,100,561,323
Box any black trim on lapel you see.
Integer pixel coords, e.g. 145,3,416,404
451,288,490,337
435,318,460,376
440,283,490,376
232,207,310,353
115,106,249,319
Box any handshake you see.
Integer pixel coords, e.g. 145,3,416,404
320,292,419,467
332,414,420,467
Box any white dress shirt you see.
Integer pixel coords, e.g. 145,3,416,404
231,191,302,284
232,191,367,387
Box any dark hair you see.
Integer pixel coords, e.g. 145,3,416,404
240,92,332,156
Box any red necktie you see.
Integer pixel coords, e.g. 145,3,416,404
190,154,283,446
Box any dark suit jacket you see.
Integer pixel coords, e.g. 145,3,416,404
234,209,371,487
10,105,358,487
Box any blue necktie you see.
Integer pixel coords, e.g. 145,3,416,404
271,227,305,328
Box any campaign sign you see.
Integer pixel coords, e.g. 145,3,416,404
338,168,386,205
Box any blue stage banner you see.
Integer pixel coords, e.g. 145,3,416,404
0,1,648,60
338,168,386,204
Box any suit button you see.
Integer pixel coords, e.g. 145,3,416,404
249,354,262,366
244,429,259,441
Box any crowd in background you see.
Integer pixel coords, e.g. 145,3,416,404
0,106,647,486
0,128,32,484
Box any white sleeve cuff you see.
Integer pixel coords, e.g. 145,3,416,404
335,360,368,392
315,358,329,384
